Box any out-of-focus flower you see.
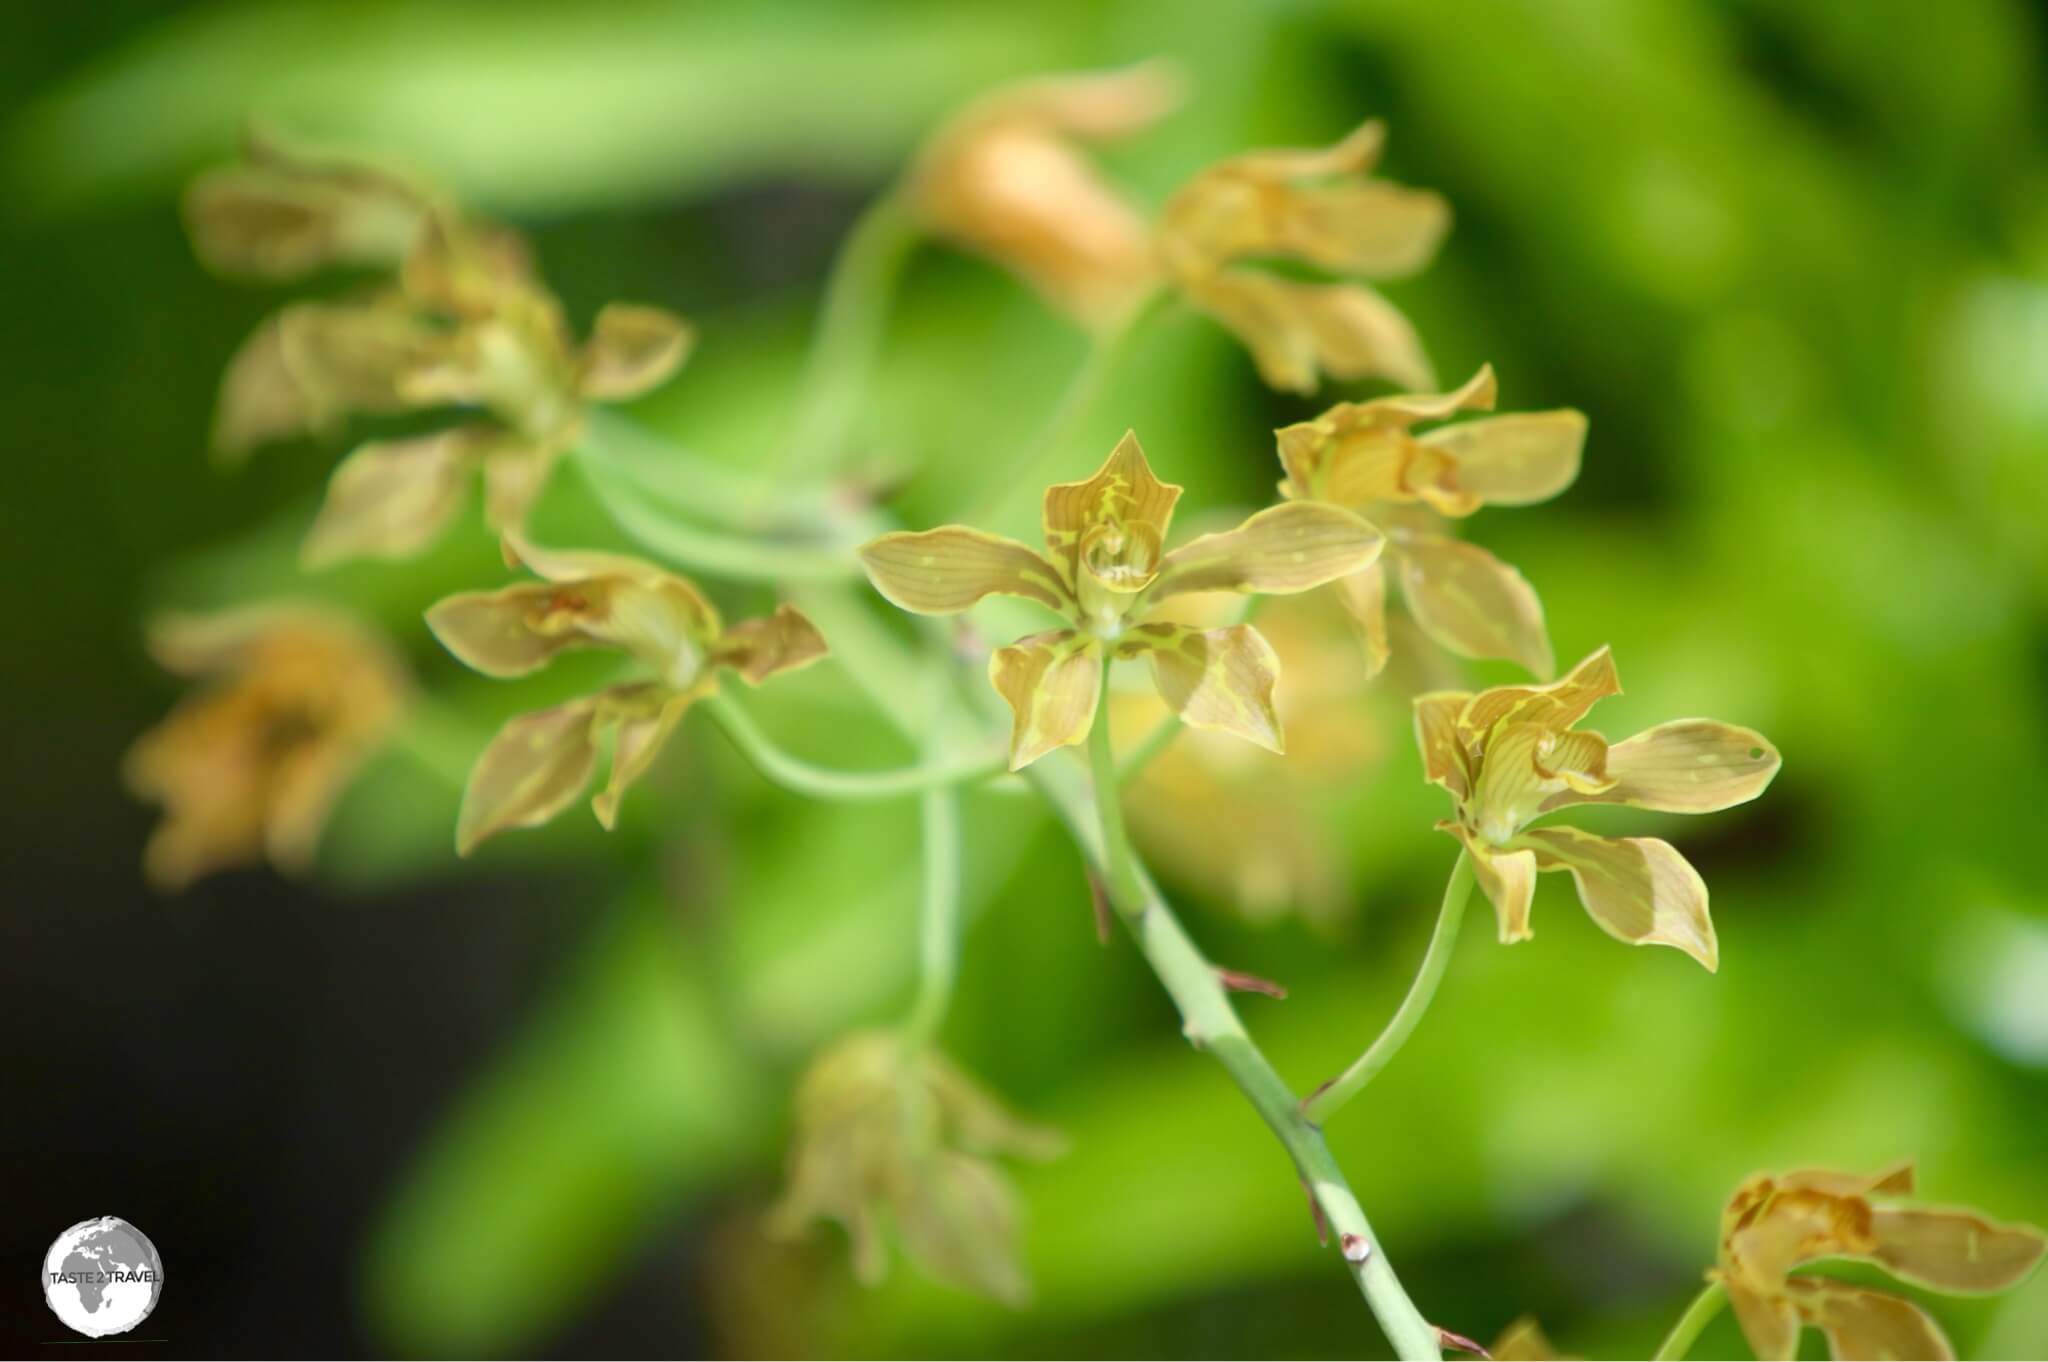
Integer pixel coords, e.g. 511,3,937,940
1715,1163,2046,1360
189,129,691,566
1158,120,1449,393
858,432,1382,768
1278,364,1585,677
426,539,825,852
1415,646,1779,970
906,62,1178,330
1117,589,1382,927
124,603,408,890
1491,1316,1573,1360
769,1030,1064,1305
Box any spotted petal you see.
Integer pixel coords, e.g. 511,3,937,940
1185,271,1434,394
1147,502,1382,603
590,684,700,830
988,629,1102,770
1458,644,1619,737
1542,719,1780,815
579,303,693,401
1395,532,1555,679
1118,622,1282,753
1440,822,1536,944
427,581,617,678
1413,690,1474,801
1041,432,1182,582
1869,1205,2048,1294
1514,825,1717,970
859,527,1070,616
1786,1278,1954,1362
1332,560,1393,677
302,428,486,568
1420,410,1586,508
715,604,831,685
457,699,600,854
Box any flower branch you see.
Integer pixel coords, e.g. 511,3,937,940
703,690,1010,802
1302,848,1475,1124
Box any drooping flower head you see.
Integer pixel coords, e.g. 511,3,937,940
769,1030,1065,1305
906,62,1179,330
858,432,1384,768
1715,1164,2046,1360
124,603,408,890
189,128,692,567
1278,364,1586,676
1158,120,1449,393
426,539,825,852
1415,647,1780,970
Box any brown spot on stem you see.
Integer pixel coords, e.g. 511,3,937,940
1215,966,1287,998
1437,1326,1490,1358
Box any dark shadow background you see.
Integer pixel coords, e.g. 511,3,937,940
6,0,2048,1357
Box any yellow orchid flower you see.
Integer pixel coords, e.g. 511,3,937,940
1715,1164,2046,1361
426,539,825,852
1278,363,1586,677
858,432,1385,769
1158,120,1450,393
906,62,1178,330
768,1031,1064,1306
190,128,692,567
1415,646,1780,970
124,603,408,890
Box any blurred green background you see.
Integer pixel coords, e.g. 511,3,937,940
5,0,2048,1357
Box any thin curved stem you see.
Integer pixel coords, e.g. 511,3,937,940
958,292,1168,528
903,785,961,1044
1302,850,1476,1125
1652,1279,1728,1361
580,456,859,582
780,191,920,483
703,691,1007,800
576,408,822,528
1079,662,1441,1362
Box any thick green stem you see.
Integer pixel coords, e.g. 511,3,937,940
1652,1279,1728,1361
703,691,1008,800
1077,663,1441,1362
1302,850,1476,1124
903,785,961,1044
780,192,920,483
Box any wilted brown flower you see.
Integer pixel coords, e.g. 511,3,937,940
190,129,691,566
124,603,408,890
859,432,1383,768
1158,120,1449,393
1277,364,1586,677
1715,1163,2046,1360
906,62,1178,329
426,538,826,853
769,1030,1064,1305
1415,646,1780,970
